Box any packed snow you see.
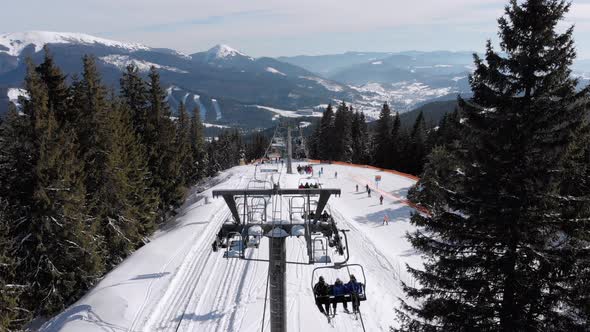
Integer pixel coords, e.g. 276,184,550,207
299,76,344,92
193,95,208,120
100,55,188,74
202,123,230,129
265,67,286,76
350,82,456,119
205,44,252,61
250,105,323,118
211,99,223,120
7,87,28,107
0,31,150,57
40,162,423,332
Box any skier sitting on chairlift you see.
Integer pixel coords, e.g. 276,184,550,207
331,278,349,314
304,182,311,188
314,276,331,315
346,274,363,313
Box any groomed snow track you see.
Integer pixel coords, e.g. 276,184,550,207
40,163,423,332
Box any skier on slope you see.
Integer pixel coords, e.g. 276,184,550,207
367,188,371,197
383,214,390,225
379,195,384,205
314,276,331,315
356,184,359,192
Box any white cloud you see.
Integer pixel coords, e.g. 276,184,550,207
2,0,590,58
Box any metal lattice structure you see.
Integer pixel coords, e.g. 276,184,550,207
211,186,350,332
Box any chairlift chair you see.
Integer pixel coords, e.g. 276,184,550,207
223,232,245,259
311,263,368,310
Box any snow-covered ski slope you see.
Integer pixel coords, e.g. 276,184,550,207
41,162,422,332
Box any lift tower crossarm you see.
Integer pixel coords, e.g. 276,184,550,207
212,188,341,226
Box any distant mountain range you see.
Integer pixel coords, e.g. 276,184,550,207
3,31,588,129
0,32,357,128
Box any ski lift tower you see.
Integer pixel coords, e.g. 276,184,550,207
212,187,342,332
286,126,293,174
265,122,294,174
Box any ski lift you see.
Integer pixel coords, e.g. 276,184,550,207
311,263,367,323
297,177,321,189
246,225,263,248
223,232,245,259
289,196,306,222
312,236,331,264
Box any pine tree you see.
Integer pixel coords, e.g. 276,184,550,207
373,103,393,167
318,104,336,160
334,102,353,162
176,102,193,187
120,64,150,139
390,112,402,169
0,199,22,330
397,1,590,330
351,111,362,163
16,62,103,316
433,108,462,149
189,109,208,182
73,55,110,203
97,98,158,267
36,47,72,124
357,112,370,164
407,111,427,174
146,67,182,214
308,122,321,159
246,131,270,163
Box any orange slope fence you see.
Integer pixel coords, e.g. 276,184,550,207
307,159,430,215
307,159,420,182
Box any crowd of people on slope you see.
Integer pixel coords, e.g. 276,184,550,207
299,182,319,189
297,164,314,175
313,275,364,316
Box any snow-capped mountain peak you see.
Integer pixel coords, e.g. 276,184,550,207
0,31,150,57
205,44,248,60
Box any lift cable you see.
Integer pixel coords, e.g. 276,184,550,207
260,263,271,332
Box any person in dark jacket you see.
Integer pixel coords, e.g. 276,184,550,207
346,274,364,313
313,276,330,315
331,278,349,313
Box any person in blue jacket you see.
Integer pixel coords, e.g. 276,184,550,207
331,278,349,314
346,274,364,313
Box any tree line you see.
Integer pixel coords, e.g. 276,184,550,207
0,50,243,329
396,0,590,330
307,101,453,176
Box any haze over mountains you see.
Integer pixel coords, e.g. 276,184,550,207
2,31,589,129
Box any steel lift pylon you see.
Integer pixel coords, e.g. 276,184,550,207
212,187,342,332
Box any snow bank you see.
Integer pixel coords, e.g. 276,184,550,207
299,76,344,92
100,55,188,74
265,67,286,76
40,163,422,332
0,31,150,56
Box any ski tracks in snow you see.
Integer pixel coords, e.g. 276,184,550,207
134,174,247,332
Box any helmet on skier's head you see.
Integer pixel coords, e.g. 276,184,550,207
350,274,356,281
319,276,324,282
335,278,342,285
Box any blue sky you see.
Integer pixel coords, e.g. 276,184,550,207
3,0,590,58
